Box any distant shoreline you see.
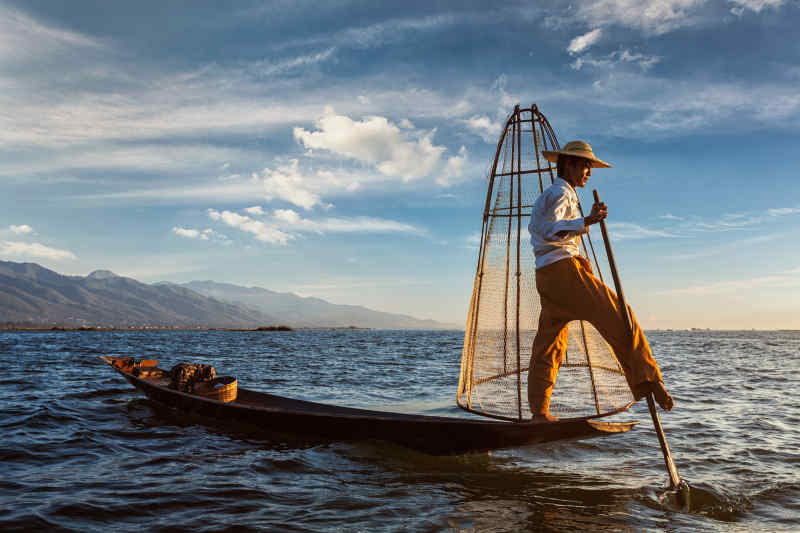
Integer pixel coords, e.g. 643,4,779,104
0,324,379,332
0,325,793,332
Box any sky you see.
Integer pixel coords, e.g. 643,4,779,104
2,0,800,329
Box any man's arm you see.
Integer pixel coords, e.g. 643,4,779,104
541,191,586,240
552,200,607,238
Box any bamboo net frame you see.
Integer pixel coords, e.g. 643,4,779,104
457,104,634,422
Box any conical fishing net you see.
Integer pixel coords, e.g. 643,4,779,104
458,105,634,422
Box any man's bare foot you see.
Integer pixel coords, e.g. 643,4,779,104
652,381,674,411
530,413,560,423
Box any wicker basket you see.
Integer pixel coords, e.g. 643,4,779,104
193,376,237,402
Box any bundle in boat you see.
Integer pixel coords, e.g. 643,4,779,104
169,362,215,392
167,362,237,402
458,104,634,422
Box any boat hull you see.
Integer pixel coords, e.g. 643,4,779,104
101,357,637,455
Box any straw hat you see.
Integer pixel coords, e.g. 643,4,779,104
542,140,612,168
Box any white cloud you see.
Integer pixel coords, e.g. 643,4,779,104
268,11,467,52
0,32,474,154
172,227,214,240
293,108,446,182
766,207,800,216
288,276,435,299
614,49,661,70
729,0,784,16
605,222,677,240
0,241,76,260
575,0,705,35
658,271,800,295
580,72,800,136
438,146,468,186
270,208,423,235
243,206,264,215
2,8,341,158
570,49,661,71
571,57,587,70
315,217,422,234
686,206,800,232
200,206,423,246
634,207,800,256
0,47,336,151
572,207,800,260
0,144,256,178
85,136,462,209
257,159,327,210
6,1,791,172
753,91,800,121
568,29,603,54
208,209,292,245
466,232,482,246
453,77,514,145
463,115,503,143
9,224,33,234
0,97,320,150
272,209,302,225
0,5,105,65
669,232,784,261
254,47,336,77
492,74,518,113
82,178,266,204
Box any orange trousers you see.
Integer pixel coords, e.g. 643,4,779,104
528,256,663,415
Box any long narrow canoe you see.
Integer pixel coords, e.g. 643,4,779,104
100,356,637,455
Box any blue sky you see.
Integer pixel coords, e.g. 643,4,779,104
2,0,800,328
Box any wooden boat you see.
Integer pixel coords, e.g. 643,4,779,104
100,356,637,455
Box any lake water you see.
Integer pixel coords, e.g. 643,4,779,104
1,329,798,532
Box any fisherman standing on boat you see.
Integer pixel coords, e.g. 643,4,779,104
527,140,674,423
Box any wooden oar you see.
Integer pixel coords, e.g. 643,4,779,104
592,189,683,492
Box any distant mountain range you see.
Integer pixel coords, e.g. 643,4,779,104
177,280,454,329
0,260,457,329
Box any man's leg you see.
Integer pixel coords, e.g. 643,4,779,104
570,260,674,410
528,305,569,421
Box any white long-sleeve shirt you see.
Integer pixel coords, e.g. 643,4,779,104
528,178,588,269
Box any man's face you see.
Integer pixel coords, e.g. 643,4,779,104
566,157,592,188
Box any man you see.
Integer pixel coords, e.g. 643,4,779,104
527,140,673,423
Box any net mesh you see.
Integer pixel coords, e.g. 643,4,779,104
458,105,634,422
